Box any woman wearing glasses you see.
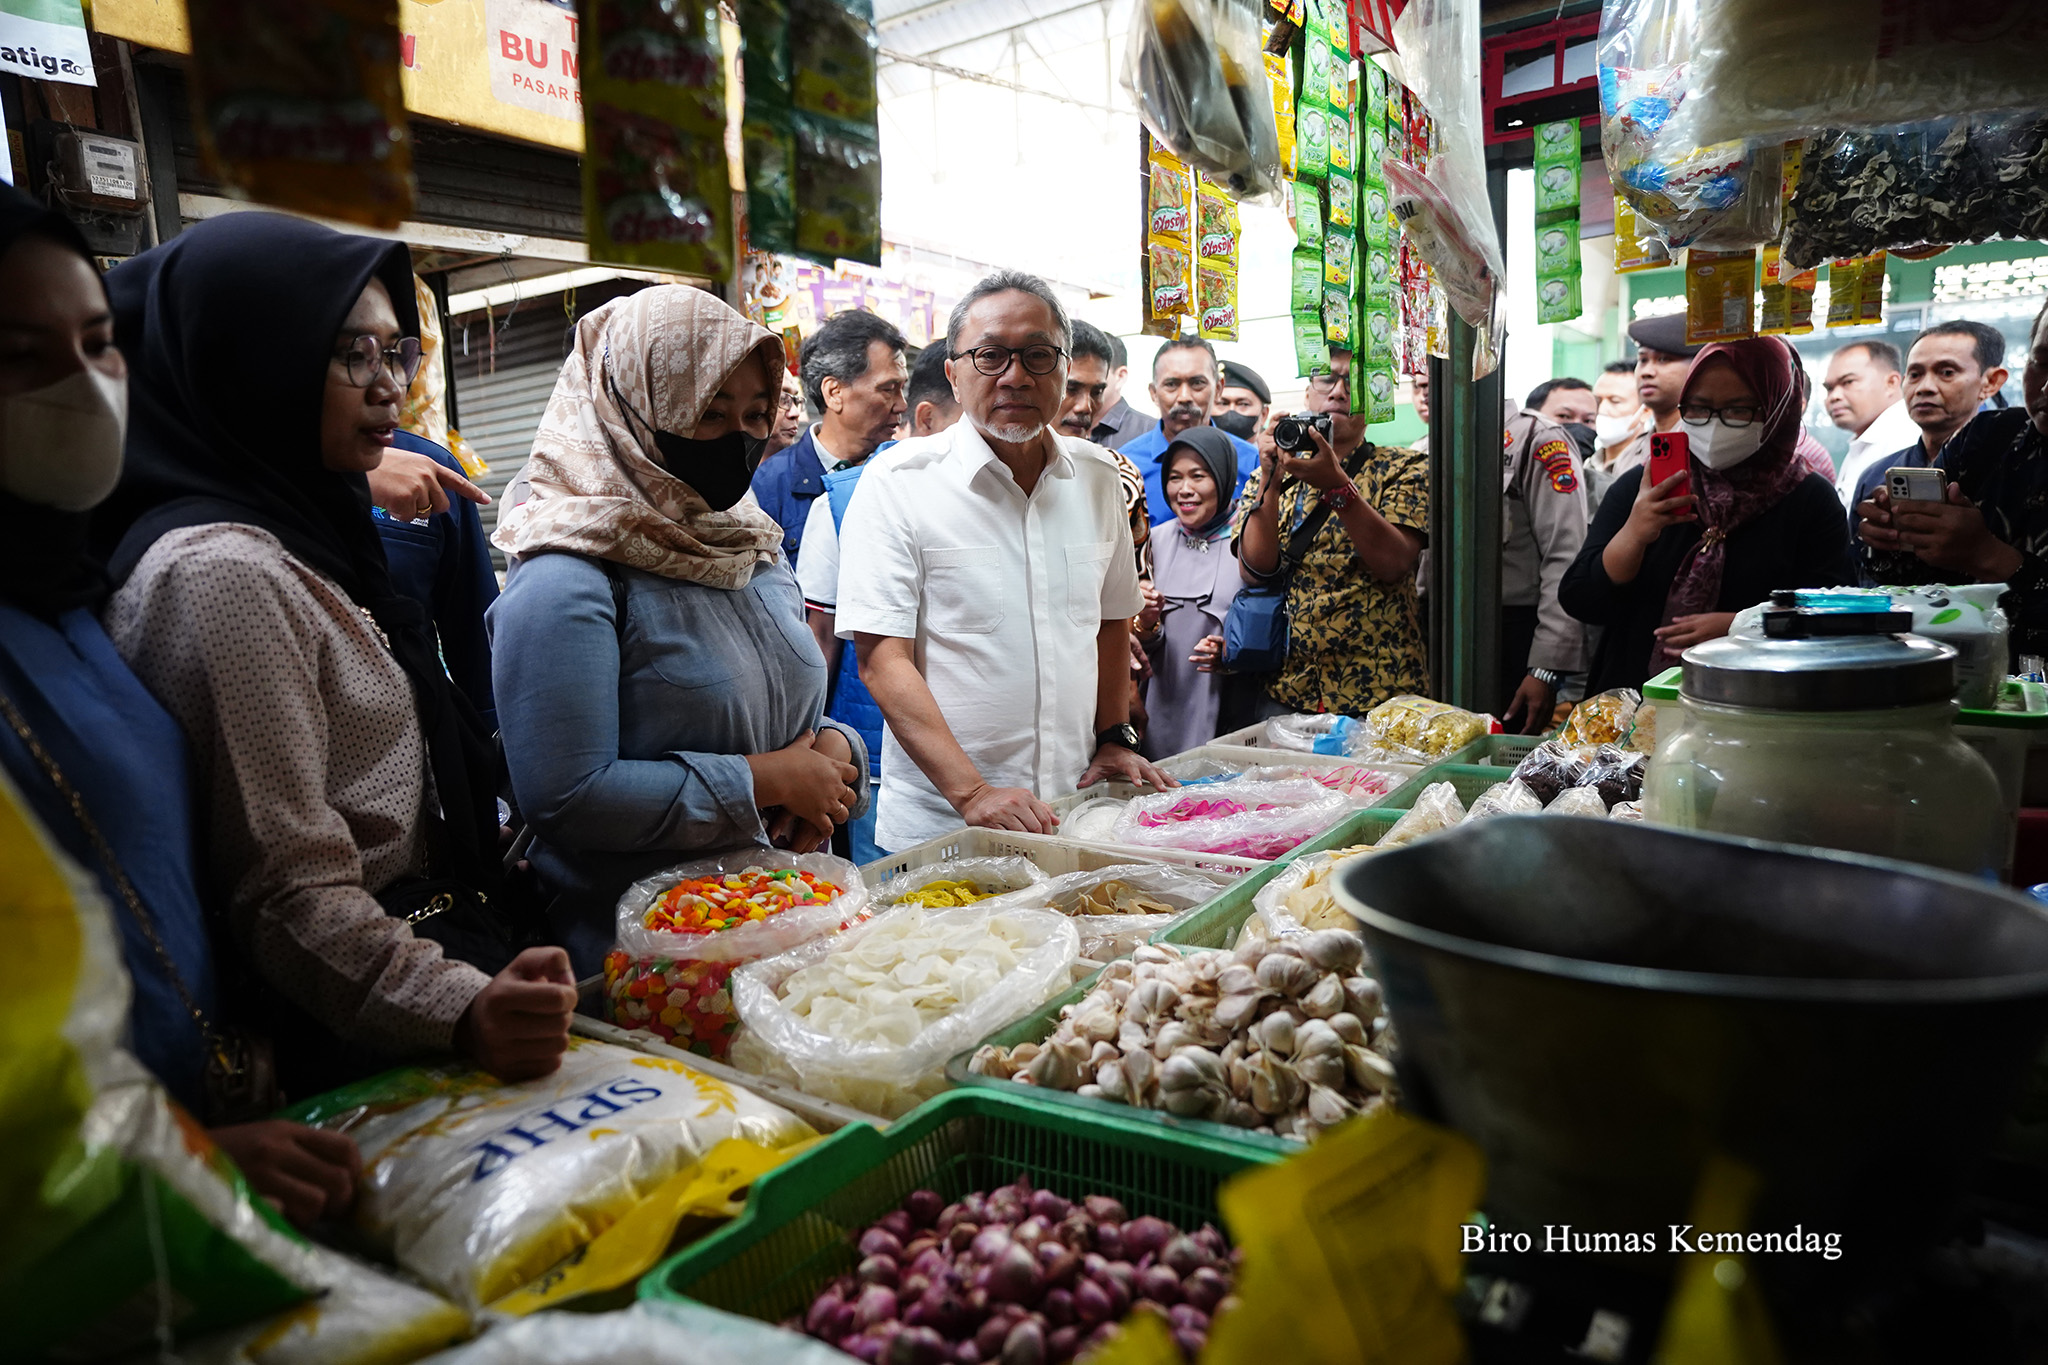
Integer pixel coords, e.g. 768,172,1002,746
1561,336,1855,692
94,213,576,1092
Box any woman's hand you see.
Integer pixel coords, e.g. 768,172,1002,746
1621,467,1696,547
1137,583,1164,634
1189,634,1225,673
747,729,859,833
364,448,488,520
211,1121,359,1227
454,947,577,1082
1654,612,1737,651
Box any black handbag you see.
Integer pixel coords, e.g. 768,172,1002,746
1221,444,1372,674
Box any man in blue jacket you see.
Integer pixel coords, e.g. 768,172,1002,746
1117,335,1256,526
749,309,907,565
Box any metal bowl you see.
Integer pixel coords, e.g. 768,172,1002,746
1333,816,2048,1292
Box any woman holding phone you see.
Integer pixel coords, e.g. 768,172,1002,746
1560,337,1855,692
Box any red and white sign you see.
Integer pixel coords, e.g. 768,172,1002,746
486,0,580,122
1351,0,1406,56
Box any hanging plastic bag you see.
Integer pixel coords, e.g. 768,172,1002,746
976,863,1233,961
875,855,1048,908
1671,0,2048,149
1123,0,1283,200
287,1039,814,1312
730,906,1078,1117
603,850,867,1058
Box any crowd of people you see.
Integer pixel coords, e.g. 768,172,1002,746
10,179,2048,1223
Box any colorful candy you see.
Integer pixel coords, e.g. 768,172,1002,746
642,868,839,934
604,951,742,1058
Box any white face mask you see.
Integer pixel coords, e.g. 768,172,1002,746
1594,411,1640,448
1688,416,1766,471
0,366,128,511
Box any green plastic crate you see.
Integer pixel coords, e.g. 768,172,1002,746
1373,763,1506,812
640,1089,1276,1323
1441,733,1547,769
1156,808,1400,950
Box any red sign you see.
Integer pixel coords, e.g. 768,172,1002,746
1350,0,1406,56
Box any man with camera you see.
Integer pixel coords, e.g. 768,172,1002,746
1499,403,1590,732
1234,350,1429,716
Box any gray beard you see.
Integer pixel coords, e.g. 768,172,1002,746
979,416,1046,444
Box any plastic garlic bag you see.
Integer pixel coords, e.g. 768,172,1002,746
1546,787,1612,819
1464,779,1544,820
288,1039,815,1311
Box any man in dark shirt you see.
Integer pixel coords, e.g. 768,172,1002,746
1858,302,2048,661
1089,331,1154,450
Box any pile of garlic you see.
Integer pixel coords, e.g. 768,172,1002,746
968,936,1397,1142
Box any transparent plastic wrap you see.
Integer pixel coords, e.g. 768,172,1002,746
604,850,866,1058
730,906,1078,1118
1108,779,1351,860
1264,711,1342,751
1509,739,1592,806
977,863,1232,962
289,1039,815,1311
1547,787,1612,818
1124,0,1283,200
875,856,1048,909
1362,694,1492,760
1671,0,2048,149
1061,796,1130,844
1464,779,1541,820
1611,800,1646,821
1377,781,1468,848
1781,114,2048,272
1559,688,1643,749
1251,845,1383,938
1383,0,1506,377
1579,745,1648,809
1596,0,1784,250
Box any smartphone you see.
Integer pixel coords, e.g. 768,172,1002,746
1887,466,1945,504
1647,431,1691,500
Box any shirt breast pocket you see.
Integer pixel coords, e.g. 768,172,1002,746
1066,540,1117,626
924,545,1005,635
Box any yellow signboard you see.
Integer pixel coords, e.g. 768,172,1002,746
90,0,585,152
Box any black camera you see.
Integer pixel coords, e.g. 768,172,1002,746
1271,411,1333,455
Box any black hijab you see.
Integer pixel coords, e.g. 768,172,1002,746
0,184,109,619
1168,426,1241,536
96,212,501,893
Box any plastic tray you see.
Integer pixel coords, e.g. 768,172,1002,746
860,827,1262,888
1152,808,1402,950
639,1088,1278,1324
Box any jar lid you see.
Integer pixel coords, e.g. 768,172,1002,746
1681,632,1958,711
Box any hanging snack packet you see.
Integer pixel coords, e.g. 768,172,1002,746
289,1039,815,1311
1366,241,1395,302
1294,315,1331,377
742,100,798,256
1323,231,1356,289
1365,349,1396,423
790,0,878,123
583,0,732,277
1291,249,1324,314
1614,198,1673,273
1303,38,1334,113
794,114,882,265
1328,169,1356,229
1328,101,1355,175
1266,52,1297,176
1294,177,1324,248
1535,209,1581,324
1198,263,1240,341
1325,36,1351,115
1298,102,1331,180
1758,245,1817,336
1149,144,1194,242
1197,179,1240,260
1150,238,1194,320
1685,247,1757,345
738,0,789,98
183,0,414,228
1365,296,1395,366
1322,283,1354,347
1828,251,1887,327
1537,269,1583,326
1533,119,1581,213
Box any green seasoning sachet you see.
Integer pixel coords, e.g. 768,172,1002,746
1323,231,1356,289
1294,315,1330,377
1322,284,1353,347
1294,178,1324,248
1327,170,1355,229
1533,118,1581,213
1292,249,1324,313
1298,101,1330,180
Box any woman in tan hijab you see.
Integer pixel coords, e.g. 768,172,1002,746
489,286,868,972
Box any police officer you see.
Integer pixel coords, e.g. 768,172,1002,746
1501,402,1591,732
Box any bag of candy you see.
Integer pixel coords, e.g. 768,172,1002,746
604,850,867,1058
874,856,1048,909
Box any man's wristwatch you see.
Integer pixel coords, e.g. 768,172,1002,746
1096,723,1141,753
1528,667,1564,688
1325,481,1359,512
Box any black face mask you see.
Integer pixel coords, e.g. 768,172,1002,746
1212,410,1259,440
652,429,767,511
1560,422,1598,462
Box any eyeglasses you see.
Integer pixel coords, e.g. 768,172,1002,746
954,344,1066,377
337,334,423,389
1306,368,1352,393
1678,401,1763,428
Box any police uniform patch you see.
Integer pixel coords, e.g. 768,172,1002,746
1534,437,1578,493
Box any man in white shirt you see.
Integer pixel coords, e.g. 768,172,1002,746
836,270,1171,851
1824,339,1916,508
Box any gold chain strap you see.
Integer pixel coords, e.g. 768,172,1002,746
0,686,238,1077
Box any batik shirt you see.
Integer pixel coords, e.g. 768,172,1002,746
1231,442,1430,713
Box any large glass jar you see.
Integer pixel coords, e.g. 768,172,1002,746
1643,630,2006,878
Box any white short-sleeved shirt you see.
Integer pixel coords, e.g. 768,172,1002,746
797,493,842,611
835,419,1145,851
